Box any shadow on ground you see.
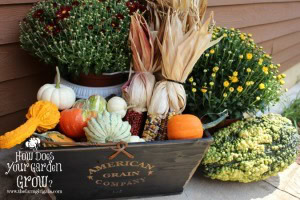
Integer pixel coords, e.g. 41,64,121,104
184,168,280,200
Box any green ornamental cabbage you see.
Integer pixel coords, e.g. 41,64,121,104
201,114,300,183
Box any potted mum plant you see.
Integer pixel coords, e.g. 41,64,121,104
186,27,286,125
20,0,146,97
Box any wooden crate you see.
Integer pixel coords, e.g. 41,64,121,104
23,135,213,200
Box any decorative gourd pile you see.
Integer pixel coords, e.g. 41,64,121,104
201,114,300,183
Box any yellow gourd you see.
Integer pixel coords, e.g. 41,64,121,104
0,101,60,149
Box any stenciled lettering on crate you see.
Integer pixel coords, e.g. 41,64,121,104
87,160,156,187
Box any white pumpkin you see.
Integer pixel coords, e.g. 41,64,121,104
37,67,76,110
107,96,128,118
129,136,145,143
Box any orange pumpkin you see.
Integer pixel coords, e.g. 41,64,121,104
167,114,203,140
59,108,90,139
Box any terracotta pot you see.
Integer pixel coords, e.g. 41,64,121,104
207,119,240,134
71,73,128,87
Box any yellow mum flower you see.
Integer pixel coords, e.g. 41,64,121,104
237,86,243,93
285,88,289,92
246,53,253,60
223,33,228,37
212,35,216,39
246,68,252,73
210,49,215,54
246,81,251,86
229,76,239,83
233,71,238,76
212,73,216,77
229,87,234,92
250,81,255,85
230,28,235,31
248,33,253,37
201,88,208,93
270,64,274,69
256,96,261,101
259,83,265,90
209,82,214,86
277,64,281,67
223,93,228,98
239,55,244,59
277,75,282,80
213,66,219,72
281,73,286,78
240,34,246,40
262,66,269,74
205,53,209,57
223,81,230,87
280,80,285,85
189,77,194,82
192,88,197,93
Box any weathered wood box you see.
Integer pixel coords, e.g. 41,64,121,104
23,134,213,200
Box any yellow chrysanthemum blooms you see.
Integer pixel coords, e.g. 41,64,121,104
281,73,286,78
249,39,254,43
229,76,239,83
273,76,277,79
259,83,265,90
285,88,289,92
223,93,228,98
231,33,235,37
248,33,253,37
246,81,251,86
280,80,285,85
246,68,252,73
230,28,235,31
270,64,274,69
277,75,282,80
256,96,261,100
262,66,269,74
189,77,194,82
229,87,234,92
237,86,243,93
223,33,228,37
213,66,219,72
223,81,230,87
201,88,208,93
233,71,238,76
246,53,253,60
210,49,215,54
205,53,209,57
209,82,214,86
239,55,244,59
212,73,216,77
192,88,197,93
250,81,255,85
277,64,281,67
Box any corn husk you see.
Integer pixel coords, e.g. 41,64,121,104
147,11,222,118
122,13,160,113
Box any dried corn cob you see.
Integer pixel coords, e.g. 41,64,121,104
142,114,162,141
124,110,146,136
157,112,176,141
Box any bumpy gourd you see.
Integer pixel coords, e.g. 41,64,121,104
0,101,60,149
84,111,131,143
201,114,300,183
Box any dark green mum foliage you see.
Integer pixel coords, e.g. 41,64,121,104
201,114,299,183
186,27,285,120
20,0,146,76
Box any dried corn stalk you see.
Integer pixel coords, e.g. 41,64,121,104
142,11,222,141
122,13,160,136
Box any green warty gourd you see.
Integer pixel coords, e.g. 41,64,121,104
201,114,300,183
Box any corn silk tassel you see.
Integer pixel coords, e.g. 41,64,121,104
142,10,222,141
123,13,160,136
0,101,60,149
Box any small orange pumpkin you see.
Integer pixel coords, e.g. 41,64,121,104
59,108,90,139
167,114,203,140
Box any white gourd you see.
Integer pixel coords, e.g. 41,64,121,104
84,111,131,143
107,97,128,118
37,67,75,110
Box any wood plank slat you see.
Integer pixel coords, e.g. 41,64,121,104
259,31,300,55
273,42,300,64
280,54,300,72
0,0,37,5
209,2,300,29
0,71,53,117
0,4,32,45
0,43,47,82
0,109,27,134
240,17,300,43
208,0,300,6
